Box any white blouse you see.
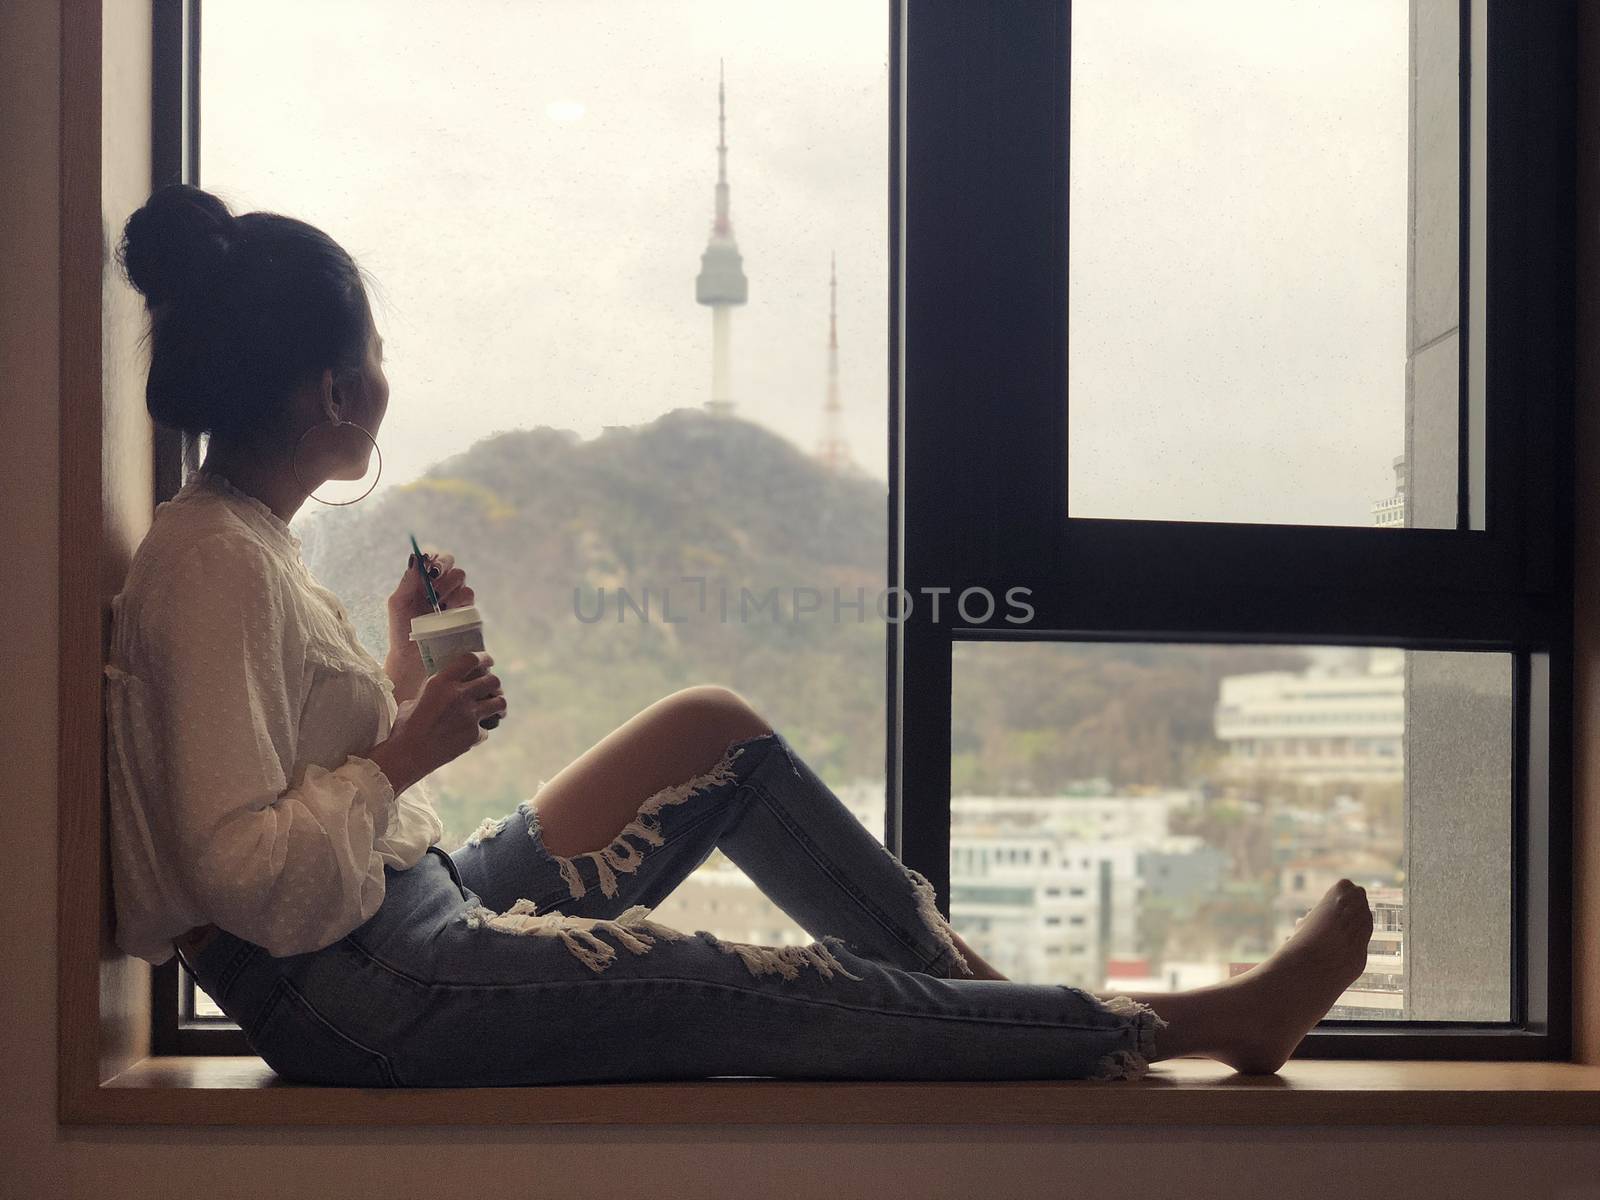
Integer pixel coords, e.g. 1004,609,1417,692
103,468,444,966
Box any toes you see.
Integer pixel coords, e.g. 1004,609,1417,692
1332,879,1370,907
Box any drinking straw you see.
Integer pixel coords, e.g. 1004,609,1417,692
409,532,443,613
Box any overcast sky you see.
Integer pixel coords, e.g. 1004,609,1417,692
203,0,1411,530
1068,0,1410,526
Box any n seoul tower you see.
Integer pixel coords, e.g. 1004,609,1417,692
694,60,748,416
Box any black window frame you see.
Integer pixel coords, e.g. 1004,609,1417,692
152,0,1576,1061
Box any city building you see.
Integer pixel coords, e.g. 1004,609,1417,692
1372,455,1406,527
1213,646,1406,784
1138,837,1229,907
946,792,1198,988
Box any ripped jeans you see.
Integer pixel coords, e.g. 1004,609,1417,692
178,728,1166,1087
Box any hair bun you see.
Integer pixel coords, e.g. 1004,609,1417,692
117,183,236,308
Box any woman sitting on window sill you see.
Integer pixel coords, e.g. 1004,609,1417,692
102,182,1374,1088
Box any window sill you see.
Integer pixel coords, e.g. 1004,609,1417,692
65,1056,1600,1126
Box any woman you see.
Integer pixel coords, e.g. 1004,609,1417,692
103,183,1373,1088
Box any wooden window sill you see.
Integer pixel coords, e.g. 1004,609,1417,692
64,1056,1600,1126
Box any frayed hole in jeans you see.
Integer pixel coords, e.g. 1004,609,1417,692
459,898,693,974
465,814,509,846
525,744,749,902
897,863,975,978
700,929,865,983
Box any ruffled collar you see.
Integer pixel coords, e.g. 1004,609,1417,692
168,469,397,699
177,468,304,554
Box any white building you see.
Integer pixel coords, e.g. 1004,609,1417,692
948,833,1120,989
1372,455,1406,527
1213,647,1406,784
945,792,1196,988
951,792,1183,845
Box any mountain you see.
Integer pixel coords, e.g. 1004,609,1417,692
300,409,890,837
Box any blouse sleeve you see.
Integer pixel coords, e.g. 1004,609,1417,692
144,532,399,958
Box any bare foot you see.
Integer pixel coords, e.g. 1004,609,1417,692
1209,878,1374,1073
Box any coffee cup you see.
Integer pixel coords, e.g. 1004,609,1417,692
409,605,501,730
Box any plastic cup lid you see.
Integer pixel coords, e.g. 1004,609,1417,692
409,605,484,639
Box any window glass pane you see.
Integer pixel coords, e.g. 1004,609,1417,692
1067,0,1461,529
951,641,1511,1022
201,0,888,951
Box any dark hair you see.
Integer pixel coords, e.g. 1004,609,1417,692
116,184,373,441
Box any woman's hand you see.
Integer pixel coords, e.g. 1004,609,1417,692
370,650,506,791
383,550,478,702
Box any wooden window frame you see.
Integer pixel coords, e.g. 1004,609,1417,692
62,0,1600,1125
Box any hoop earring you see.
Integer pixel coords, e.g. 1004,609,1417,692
289,417,383,506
